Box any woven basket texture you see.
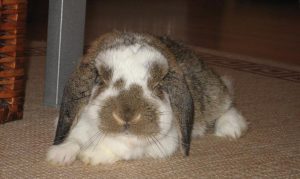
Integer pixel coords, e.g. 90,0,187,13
0,0,27,123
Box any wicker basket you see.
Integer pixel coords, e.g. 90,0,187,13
0,0,27,124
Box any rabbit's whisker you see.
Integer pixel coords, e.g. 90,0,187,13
93,132,107,151
150,136,166,157
80,131,103,151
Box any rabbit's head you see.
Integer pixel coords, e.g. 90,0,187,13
89,41,174,139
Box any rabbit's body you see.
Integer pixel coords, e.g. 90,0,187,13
47,32,247,166
159,37,235,136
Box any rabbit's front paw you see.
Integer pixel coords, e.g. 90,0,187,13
46,142,80,165
78,146,120,165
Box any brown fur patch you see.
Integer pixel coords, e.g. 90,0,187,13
90,66,112,100
99,65,112,84
113,78,125,89
147,62,167,100
99,84,160,137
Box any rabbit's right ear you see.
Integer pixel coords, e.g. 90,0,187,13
53,62,98,145
162,67,194,156
53,32,119,145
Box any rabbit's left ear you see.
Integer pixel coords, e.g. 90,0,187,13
162,67,194,156
146,34,194,156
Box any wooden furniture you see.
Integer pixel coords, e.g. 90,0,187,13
0,0,27,123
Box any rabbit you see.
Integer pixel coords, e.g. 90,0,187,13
46,31,247,166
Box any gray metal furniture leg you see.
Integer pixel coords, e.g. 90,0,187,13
45,0,87,107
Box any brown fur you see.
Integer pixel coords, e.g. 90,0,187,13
99,84,160,137
147,62,167,89
113,79,125,89
98,65,113,84
147,62,168,100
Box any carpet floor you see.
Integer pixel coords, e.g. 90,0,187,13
0,45,299,178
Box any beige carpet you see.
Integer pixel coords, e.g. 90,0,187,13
1,46,300,178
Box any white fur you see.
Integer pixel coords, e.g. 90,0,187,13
47,43,178,165
77,125,178,165
96,44,168,89
47,141,80,165
145,126,178,158
214,107,248,139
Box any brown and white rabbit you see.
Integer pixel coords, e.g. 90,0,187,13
46,31,247,165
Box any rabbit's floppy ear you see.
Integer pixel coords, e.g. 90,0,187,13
162,67,194,156
53,62,97,145
53,32,119,145
146,34,194,156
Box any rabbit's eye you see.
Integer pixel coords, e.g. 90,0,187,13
98,80,106,87
94,75,101,84
99,65,113,84
95,75,106,87
154,84,164,100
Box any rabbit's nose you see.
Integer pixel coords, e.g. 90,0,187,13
112,112,131,131
123,122,130,130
